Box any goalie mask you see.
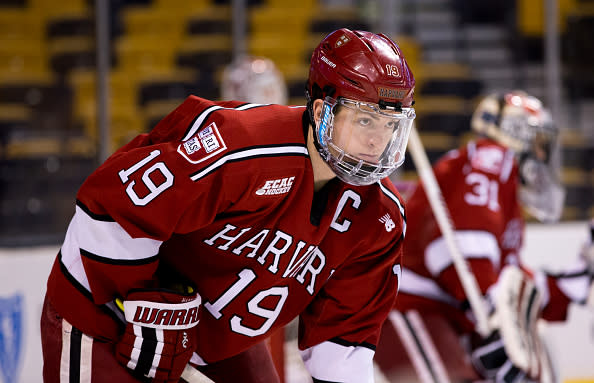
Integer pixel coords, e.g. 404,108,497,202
306,28,416,186
221,55,288,105
471,91,565,222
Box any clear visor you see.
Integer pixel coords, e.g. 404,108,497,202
513,110,564,222
316,97,415,185
518,155,565,223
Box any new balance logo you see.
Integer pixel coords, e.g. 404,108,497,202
379,214,395,232
256,176,295,196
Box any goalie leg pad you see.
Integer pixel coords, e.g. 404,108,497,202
471,265,554,382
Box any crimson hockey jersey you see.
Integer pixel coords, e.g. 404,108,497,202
396,139,575,332
46,96,405,382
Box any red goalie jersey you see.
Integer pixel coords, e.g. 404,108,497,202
397,138,575,332
45,96,405,381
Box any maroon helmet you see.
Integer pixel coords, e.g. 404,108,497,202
307,28,415,108
306,29,417,186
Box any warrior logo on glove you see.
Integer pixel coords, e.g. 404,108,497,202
126,300,201,329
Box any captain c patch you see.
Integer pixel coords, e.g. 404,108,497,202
177,122,227,164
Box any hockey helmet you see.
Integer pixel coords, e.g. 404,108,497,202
471,91,565,222
306,28,416,186
221,55,288,105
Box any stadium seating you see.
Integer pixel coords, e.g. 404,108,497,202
0,0,591,247
558,129,593,220
565,9,594,99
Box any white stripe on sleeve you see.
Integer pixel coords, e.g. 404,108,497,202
190,146,308,182
73,205,162,261
398,268,458,306
182,103,268,141
425,230,500,277
557,275,591,303
61,216,92,292
60,206,162,294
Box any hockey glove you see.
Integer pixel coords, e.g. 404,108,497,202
115,288,201,383
470,265,550,383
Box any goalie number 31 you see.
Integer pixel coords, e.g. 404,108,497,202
118,150,174,206
464,172,500,212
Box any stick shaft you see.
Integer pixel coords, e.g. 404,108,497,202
182,364,215,383
407,126,490,336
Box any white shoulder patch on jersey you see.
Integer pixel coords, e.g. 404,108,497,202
471,146,504,175
177,122,227,164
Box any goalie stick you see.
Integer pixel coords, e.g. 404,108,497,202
406,125,491,337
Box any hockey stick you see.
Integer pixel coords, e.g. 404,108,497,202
388,310,452,383
406,125,491,337
182,364,215,383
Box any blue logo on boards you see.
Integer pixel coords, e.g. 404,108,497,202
0,293,23,383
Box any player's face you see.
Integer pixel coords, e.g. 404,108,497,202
312,96,415,185
332,104,396,164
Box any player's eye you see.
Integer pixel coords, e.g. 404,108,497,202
385,120,398,130
357,117,372,127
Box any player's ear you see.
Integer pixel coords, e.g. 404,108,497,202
312,99,324,125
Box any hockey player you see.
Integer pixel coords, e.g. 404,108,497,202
40,28,416,383
221,55,288,106
374,90,592,382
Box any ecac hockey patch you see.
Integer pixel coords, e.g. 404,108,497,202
255,176,295,196
178,122,227,164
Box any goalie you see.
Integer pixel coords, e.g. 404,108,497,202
375,91,593,382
